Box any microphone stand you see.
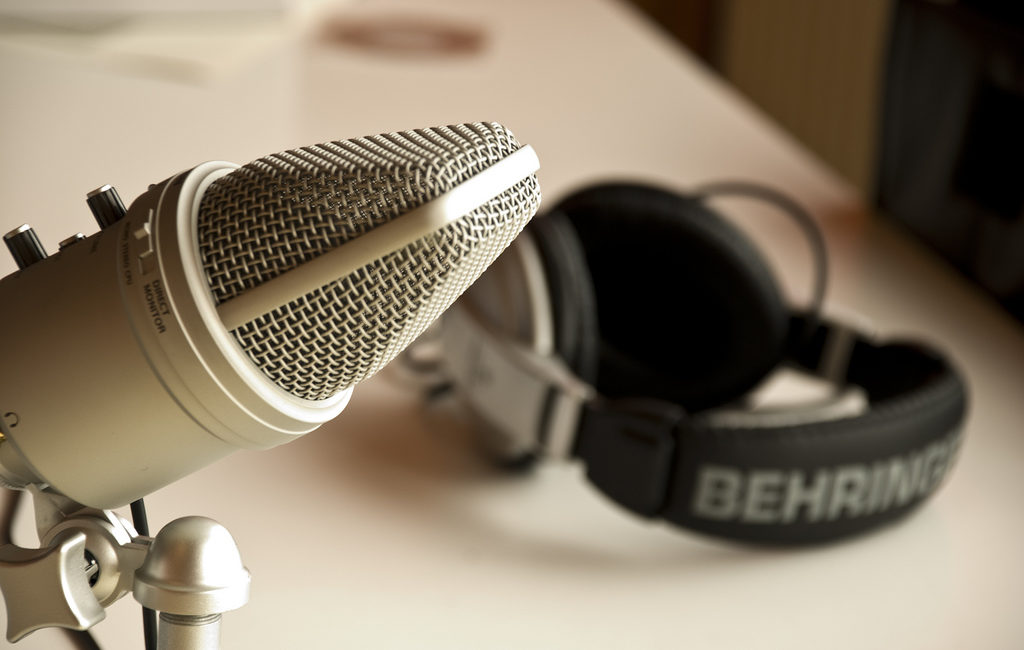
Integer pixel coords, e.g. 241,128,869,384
0,485,250,649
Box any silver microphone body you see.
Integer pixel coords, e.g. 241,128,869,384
0,123,540,508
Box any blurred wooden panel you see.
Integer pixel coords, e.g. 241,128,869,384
627,0,719,61
625,0,892,195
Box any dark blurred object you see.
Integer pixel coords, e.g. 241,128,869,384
877,0,1024,320
628,1,890,201
628,0,719,61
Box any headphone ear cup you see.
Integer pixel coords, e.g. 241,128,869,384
527,212,600,384
556,182,789,411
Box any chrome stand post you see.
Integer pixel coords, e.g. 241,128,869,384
135,516,250,650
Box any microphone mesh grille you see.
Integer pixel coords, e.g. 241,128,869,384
197,122,539,400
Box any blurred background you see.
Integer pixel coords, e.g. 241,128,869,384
633,0,1024,323
0,1,1022,648
2,0,1022,321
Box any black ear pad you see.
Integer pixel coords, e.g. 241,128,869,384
554,183,790,411
526,213,600,385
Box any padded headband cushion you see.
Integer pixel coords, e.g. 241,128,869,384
662,329,968,543
553,183,789,411
574,322,968,544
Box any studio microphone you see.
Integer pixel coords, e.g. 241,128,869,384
0,122,541,510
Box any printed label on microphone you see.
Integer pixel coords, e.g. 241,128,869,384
144,280,171,334
120,225,133,286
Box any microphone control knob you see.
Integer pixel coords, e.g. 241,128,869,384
3,225,47,269
58,234,86,250
86,185,126,229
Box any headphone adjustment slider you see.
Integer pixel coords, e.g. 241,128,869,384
574,399,686,518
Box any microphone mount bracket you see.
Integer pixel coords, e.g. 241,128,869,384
0,485,250,649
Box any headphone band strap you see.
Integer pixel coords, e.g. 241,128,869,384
574,321,967,544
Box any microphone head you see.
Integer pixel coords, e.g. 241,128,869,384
196,122,540,401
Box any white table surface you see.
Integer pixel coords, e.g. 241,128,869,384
1,0,1022,648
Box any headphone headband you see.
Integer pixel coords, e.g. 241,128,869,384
576,317,966,544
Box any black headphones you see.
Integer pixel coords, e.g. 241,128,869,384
436,182,967,545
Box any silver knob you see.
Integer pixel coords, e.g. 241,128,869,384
3,225,47,269
0,530,106,642
58,233,86,250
